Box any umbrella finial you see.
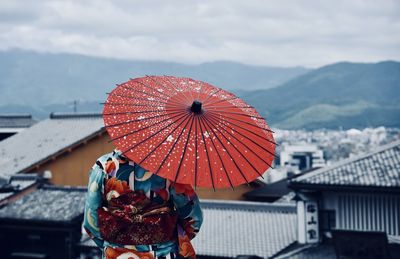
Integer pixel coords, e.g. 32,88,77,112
191,100,202,114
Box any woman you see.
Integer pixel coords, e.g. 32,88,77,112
83,148,203,259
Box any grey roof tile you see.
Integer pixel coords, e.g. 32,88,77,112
0,113,104,180
291,140,400,188
192,200,297,258
0,185,86,222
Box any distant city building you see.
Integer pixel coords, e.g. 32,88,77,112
280,143,325,173
0,114,37,141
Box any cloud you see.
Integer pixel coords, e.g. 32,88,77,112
0,0,399,67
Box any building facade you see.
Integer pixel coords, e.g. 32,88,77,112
289,140,400,244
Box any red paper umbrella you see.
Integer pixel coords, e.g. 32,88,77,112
102,75,276,189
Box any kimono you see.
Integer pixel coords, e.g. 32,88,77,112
83,149,203,259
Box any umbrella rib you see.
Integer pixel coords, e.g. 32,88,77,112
136,77,174,99
204,117,253,183
194,115,199,189
105,92,183,107
207,110,275,134
161,76,193,105
205,105,255,109
108,112,187,142
137,113,192,167
121,112,191,156
206,113,275,168
204,114,271,176
206,110,265,120
203,96,240,106
201,88,222,104
103,109,173,116
147,75,189,105
104,110,183,128
119,84,170,102
208,111,277,146
173,115,195,183
153,114,193,177
197,115,216,191
196,81,205,101
101,102,184,109
179,77,196,103
207,112,277,160
198,116,239,189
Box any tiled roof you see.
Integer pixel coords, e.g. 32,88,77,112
0,114,37,128
192,200,297,258
0,185,86,222
290,140,400,189
0,112,104,180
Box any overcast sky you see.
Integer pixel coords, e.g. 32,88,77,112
0,0,399,67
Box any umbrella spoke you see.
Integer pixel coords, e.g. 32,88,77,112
206,109,265,120
197,115,216,191
119,84,170,102
102,102,184,108
153,114,194,176
207,110,275,134
200,114,248,187
173,115,195,183
207,112,277,160
108,112,187,142
196,81,206,102
104,110,184,128
194,115,199,189
201,88,222,104
204,114,272,174
136,77,174,99
206,105,254,109
161,76,194,105
137,114,192,167
103,109,174,116
106,92,183,107
144,75,182,99
121,112,191,156
203,96,240,106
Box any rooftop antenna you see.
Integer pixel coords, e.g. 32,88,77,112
73,100,78,113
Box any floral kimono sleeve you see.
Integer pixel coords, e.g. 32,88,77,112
169,183,203,258
83,164,106,249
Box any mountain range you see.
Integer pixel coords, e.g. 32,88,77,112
0,49,399,129
240,61,400,129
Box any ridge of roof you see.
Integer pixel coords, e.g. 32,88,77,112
49,112,102,119
291,139,400,183
200,199,296,212
0,114,33,119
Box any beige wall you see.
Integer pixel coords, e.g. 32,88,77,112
28,132,115,186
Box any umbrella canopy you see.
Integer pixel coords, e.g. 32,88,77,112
102,76,275,189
